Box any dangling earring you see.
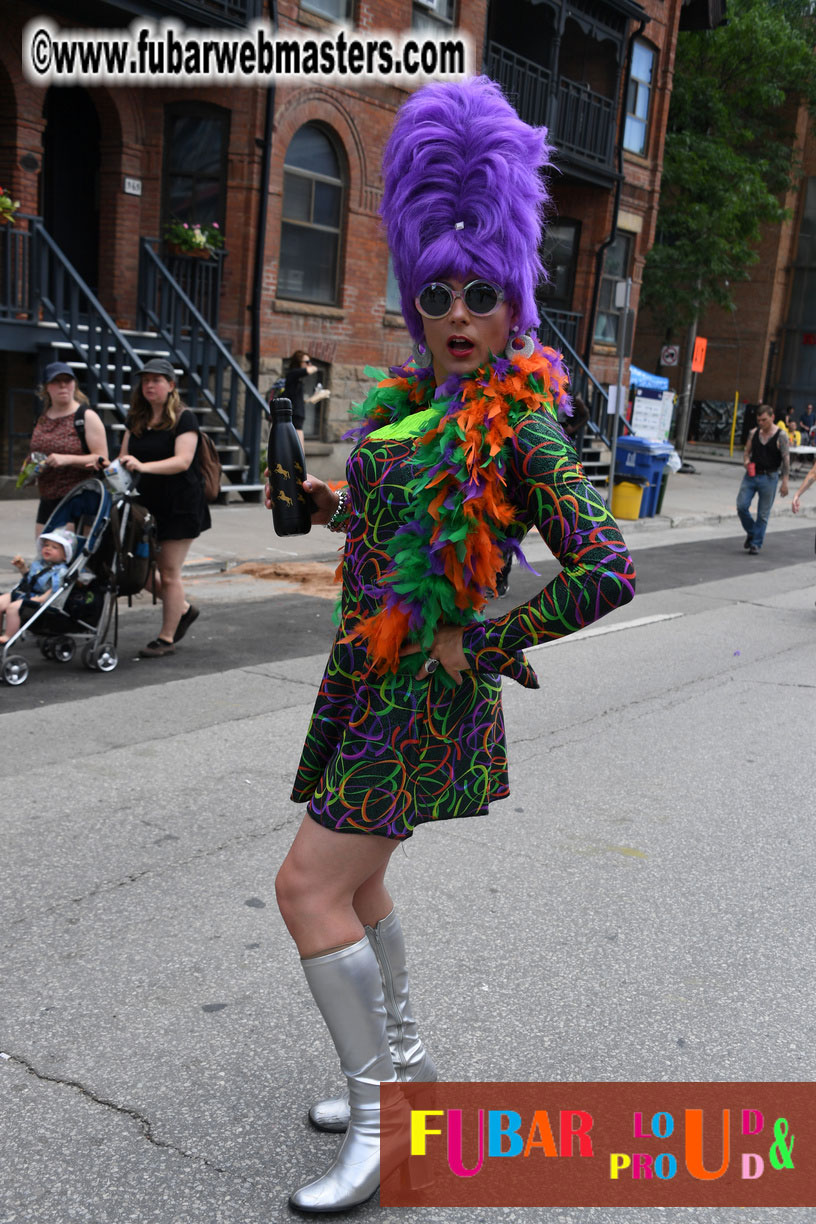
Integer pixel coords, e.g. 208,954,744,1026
411,340,429,367
504,331,535,360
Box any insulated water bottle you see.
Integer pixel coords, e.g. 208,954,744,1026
267,398,312,535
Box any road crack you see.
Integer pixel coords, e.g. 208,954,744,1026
4,817,296,933
3,1052,228,1173
240,665,319,691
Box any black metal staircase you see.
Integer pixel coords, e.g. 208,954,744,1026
539,307,614,490
137,238,266,497
1,215,266,498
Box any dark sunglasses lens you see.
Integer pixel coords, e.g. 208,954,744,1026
464,282,500,314
418,284,453,317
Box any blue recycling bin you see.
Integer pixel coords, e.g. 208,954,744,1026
615,436,674,517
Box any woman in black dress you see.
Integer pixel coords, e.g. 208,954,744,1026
119,358,210,657
284,350,317,445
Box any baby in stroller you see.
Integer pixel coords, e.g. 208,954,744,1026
0,528,75,643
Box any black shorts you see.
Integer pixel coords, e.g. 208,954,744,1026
36,496,63,524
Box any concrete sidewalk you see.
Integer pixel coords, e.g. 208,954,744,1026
2,457,815,585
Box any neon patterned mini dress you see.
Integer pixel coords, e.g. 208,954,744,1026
291,348,635,839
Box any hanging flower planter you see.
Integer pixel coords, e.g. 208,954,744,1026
167,243,212,260
163,219,224,258
0,188,21,225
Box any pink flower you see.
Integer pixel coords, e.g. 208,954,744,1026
213,222,219,229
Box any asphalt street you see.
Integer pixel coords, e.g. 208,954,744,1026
2,523,814,710
1,515,814,1224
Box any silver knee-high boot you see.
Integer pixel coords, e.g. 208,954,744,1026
289,935,396,1213
309,909,437,1133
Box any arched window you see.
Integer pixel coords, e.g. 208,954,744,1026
279,125,345,305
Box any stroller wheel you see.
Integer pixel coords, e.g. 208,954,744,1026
81,643,97,671
40,637,56,659
2,655,29,686
94,643,118,673
54,636,76,663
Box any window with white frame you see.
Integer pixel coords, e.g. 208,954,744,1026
412,0,455,32
594,233,632,346
623,41,655,156
301,0,352,19
279,124,346,305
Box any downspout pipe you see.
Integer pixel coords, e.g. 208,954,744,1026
582,16,646,368
250,0,277,394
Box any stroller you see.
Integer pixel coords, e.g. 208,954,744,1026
1,475,155,687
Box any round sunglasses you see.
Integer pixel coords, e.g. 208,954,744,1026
415,279,506,319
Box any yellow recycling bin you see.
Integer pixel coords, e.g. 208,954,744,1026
611,479,644,520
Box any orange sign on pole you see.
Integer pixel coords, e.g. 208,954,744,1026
691,336,708,373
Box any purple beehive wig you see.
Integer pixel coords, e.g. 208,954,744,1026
381,75,553,345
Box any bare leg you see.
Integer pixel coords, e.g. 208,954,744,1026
2,599,24,642
0,591,11,639
276,816,400,957
153,538,193,643
144,568,186,612
278,816,403,1211
352,862,395,929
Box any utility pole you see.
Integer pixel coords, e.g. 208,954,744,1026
674,288,701,465
608,277,632,499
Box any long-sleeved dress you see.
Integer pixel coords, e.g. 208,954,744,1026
292,359,635,839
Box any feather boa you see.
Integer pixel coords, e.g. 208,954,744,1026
346,345,572,674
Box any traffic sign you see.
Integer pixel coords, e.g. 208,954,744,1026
660,345,679,367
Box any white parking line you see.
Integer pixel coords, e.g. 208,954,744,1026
527,612,684,652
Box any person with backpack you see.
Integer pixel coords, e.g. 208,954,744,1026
29,362,108,536
118,358,210,657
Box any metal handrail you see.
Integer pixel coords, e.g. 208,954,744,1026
138,238,266,479
32,219,145,427
539,307,612,441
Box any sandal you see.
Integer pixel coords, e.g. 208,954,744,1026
173,604,200,643
139,638,175,657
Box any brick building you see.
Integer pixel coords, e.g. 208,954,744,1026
632,97,816,438
1,0,703,493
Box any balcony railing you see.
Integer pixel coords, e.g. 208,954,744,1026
556,78,615,167
484,44,553,130
485,41,616,174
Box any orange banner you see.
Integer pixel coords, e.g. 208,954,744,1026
692,336,708,373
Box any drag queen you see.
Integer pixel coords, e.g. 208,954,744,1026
272,76,636,1212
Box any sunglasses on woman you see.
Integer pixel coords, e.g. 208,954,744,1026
414,279,506,319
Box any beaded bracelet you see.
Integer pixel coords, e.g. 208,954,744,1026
327,487,352,533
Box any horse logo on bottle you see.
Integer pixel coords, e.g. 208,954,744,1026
267,397,312,535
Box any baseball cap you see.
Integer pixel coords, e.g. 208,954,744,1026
43,361,76,383
138,358,176,379
38,528,76,565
